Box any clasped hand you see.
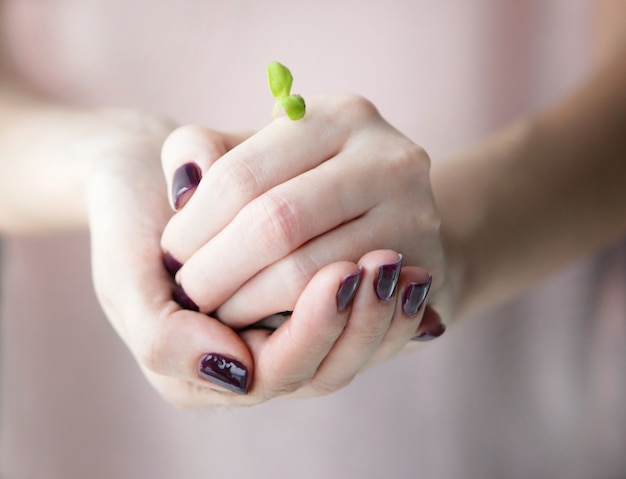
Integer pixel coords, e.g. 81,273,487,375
90,94,449,408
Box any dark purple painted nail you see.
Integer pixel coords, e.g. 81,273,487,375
163,252,183,276
173,285,199,311
411,322,446,341
171,162,201,210
337,269,363,311
374,255,402,301
402,275,432,317
199,353,249,394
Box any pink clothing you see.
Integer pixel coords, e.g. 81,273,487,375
1,1,624,477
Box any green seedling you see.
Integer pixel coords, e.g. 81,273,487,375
267,61,306,120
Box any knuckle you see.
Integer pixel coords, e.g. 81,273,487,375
390,142,431,181
310,375,353,396
213,149,262,201
355,320,391,345
255,367,306,400
133,324,173,376
333,93,380,122
281,251,319,300
253,191,303,254
322,93,380,129
265,380,303,399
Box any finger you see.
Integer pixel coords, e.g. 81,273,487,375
210,136,436,325
95,247,254,398
141,362,273,409
134,306,254,396
410,305,447,341
161,125,247,211
88,173,253,405
161,95,361,263
175,149,386,315
238,261,362,400
215,197,442,327
361,267,432,367
294,250,404,395
139,370,247,409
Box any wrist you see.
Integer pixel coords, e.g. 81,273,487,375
3,104,174,233
432,117,539,318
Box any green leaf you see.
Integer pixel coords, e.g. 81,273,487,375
267,61,293,99
276,94,306,120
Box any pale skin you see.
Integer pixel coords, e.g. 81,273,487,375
1,2,625,407
160,95,447,325
0,73,445,407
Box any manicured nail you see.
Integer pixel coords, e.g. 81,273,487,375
411,322,446,341
374,255,402,301
336,269,363,311
173,285,199,311
198,353,249,394
402,275,432,317
163,252,183,276
171,162,201,210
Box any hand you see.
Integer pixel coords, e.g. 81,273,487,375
160,94,452,328
91,147,442,405
85,113,257,407
85,109,445,408
153,248,443,406
239,250,444,403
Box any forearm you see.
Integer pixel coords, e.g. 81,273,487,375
0,80,173,233
434,47,626,318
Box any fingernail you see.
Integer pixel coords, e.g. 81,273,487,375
402,275,432,317
411,322,446,341
336,269,363,311
163,252,183,276
173,285,199,311
199,353,249,394
171,162,201,210
374,255,402,301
